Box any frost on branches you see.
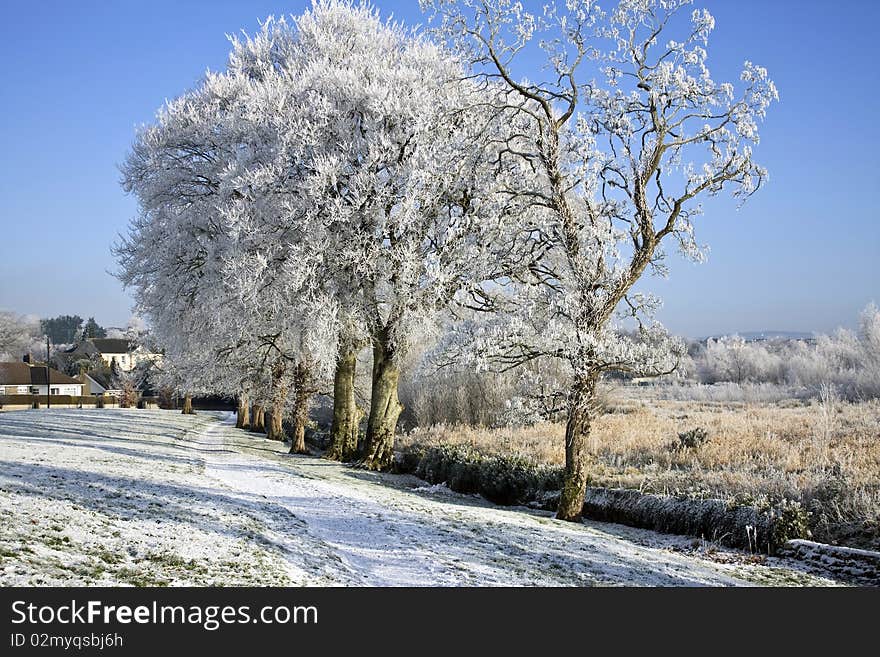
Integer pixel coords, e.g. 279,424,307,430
422,0,777,519
0,311,41,362
116,0,776,521
116,1,519,468
116,14,339,434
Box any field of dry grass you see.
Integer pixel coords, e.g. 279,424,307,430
398,387,880,549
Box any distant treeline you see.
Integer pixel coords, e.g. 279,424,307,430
40,315,106,344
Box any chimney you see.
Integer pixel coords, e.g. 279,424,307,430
23,353,32,364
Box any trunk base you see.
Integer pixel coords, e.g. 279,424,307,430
554,377,597,522
250,405,265,433
326,349,361,462
359,422,396,471
288,440,309,455
556,487,586,522
287,363,311,454
236,394,250,429
266,412,285,441
360,338,402,471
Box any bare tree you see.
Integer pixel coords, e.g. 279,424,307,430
424,0,777,519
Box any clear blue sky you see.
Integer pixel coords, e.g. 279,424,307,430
0,0,877,337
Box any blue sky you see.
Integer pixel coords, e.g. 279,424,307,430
0,0,877,337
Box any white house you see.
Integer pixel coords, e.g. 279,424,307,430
89,338,162,372
64,338,162,373
0,362,84,396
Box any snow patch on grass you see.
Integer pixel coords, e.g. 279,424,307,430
0,409,300,586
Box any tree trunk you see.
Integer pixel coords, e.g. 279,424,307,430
267,409,284,441
250,404,265,433
360,336,403,471
236,392,250,429
556,375,598,522
326,347,361,461
289,363,311,455
289,416,307,454
266,361,288,442
181,393,193,415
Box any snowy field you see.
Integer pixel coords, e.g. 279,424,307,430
0,409,842,586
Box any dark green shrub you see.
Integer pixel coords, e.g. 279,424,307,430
769,499,811,548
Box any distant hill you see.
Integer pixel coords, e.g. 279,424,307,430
701,330,816,342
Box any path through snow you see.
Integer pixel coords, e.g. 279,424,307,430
198,414,831,586
0,409,838,586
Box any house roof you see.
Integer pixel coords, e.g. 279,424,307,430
63,341,99,357
0,363,32,385
83,371,111,389
82,372,110,390
0,362,82,386
90,338,132,354
30,367,83,386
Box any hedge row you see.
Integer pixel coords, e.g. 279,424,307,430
0,394,103,406
395,443,810,553
395,444,563,506
0,395,162,408
582,487,810,553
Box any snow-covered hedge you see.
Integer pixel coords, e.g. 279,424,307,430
581,488,810,553
396,444,563,506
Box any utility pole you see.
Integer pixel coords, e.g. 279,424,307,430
46,336,51,409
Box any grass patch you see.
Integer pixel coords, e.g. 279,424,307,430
116,567,170,587
397,393,880,548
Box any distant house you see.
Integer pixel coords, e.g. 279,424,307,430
79,371,109,396
65,338,161,373
0,362,84,396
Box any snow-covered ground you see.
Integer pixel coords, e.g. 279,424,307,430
0,409,841,586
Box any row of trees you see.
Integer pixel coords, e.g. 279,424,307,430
116,0,776,520
40,315,108,343
398,304,880,427
0,311,141,361
685,304,880,399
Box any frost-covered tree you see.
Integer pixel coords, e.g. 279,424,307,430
114,368,140,409
216,3,520,469
0,311,40,361
858,303,880,367
116,7,342,444
281,4,520,469
116,71,258,414
695,335,784,384
423,0,777,519
210,8,364,457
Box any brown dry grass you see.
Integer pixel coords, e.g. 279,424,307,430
398,389,880,547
